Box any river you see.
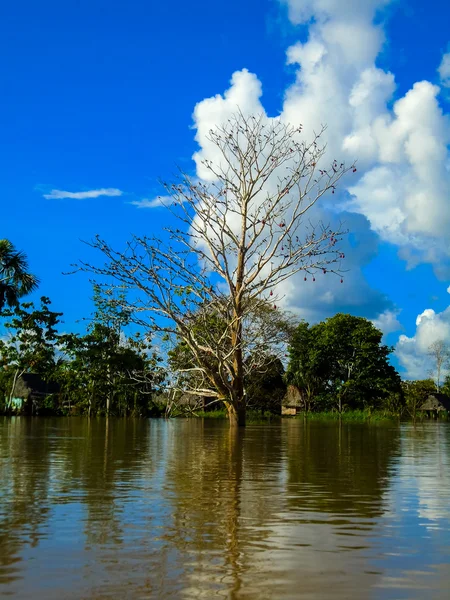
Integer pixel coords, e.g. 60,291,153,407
1,417,450,599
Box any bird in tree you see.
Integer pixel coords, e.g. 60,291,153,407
0,239,39,313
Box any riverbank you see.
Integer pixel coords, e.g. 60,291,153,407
194,409,396,423
197,408,449,423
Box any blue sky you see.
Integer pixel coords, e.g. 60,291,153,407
1,0,450,378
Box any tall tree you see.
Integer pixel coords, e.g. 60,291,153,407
285,320,326,412
167,299,294,412
0,239,39,313
287,314,401,413
78,113,354,425
0,297,62,408
59,287,164,416
428,340,449,392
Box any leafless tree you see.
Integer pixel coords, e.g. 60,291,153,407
428,340,450,392
78,112,354,426
167,298,297,414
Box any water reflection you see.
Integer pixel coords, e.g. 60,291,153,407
0,417,449,598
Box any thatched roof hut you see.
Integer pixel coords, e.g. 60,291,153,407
282,384,303,415
6,373,60,415
419,393,450,413
13,373,60,400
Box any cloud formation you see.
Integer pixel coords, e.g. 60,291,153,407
129,196,172,209
396,305,450,379
196,0,450,273
188,0,450,327
43,188,123,200
280,0,450,273
438,52,450,88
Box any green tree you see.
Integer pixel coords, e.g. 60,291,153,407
59,287,165,416
441,374,450,397
285,321,327,412
316,314,401,412
245,355,286,414
0,239,39,313
287,314,401,413
401,379,436,420
0,297,62,409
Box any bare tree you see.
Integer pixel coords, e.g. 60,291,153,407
428,340,450,392
78,112,354,426
167,298,297,414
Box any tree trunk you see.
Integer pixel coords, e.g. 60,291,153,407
227,402,246,427
8,368,21,407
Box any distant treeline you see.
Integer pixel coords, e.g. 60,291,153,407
0,289,444,418
1,238,446,419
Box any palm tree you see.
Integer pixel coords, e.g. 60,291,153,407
0,239,39,312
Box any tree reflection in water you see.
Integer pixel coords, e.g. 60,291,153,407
2,417,450,599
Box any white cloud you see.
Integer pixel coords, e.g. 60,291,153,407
438,52,450,87
43,188,123,200
395,305,450,379
277,1,450,273
192,69,264,182
188,0,450,325
129,195,172,209
372,309,402,336
280,0,392,25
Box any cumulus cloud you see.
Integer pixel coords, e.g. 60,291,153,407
395,305,450,379
372,309,402,336
280,0,392,24
43,188,123,200
192,69,265,181
188,0,450,327
276,0,450,274
438,52,450,87
191,70,395,321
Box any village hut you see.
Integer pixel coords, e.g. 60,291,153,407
282,384,303,416
8,373,60,414
419,393,450,417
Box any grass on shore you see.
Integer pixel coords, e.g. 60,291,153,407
193,409,281,423
192,408,397,423
182,408,448,423
294,409,399,423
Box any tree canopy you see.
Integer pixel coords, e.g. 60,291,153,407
0,239,39,313
286,314,401,412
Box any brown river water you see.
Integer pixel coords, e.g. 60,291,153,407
1,417,450,599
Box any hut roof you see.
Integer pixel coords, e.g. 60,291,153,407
419,393,450,412
282,384,303,408
13,373,60,399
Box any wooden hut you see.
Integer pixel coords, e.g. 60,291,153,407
282,384,303,415
8,373,60,414
419,393,450,417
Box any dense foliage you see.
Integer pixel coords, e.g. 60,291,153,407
0,289,165,416
0,240,445,421
0,239,39,312
286,314,402,413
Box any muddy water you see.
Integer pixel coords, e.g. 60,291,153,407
1,417,450,599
